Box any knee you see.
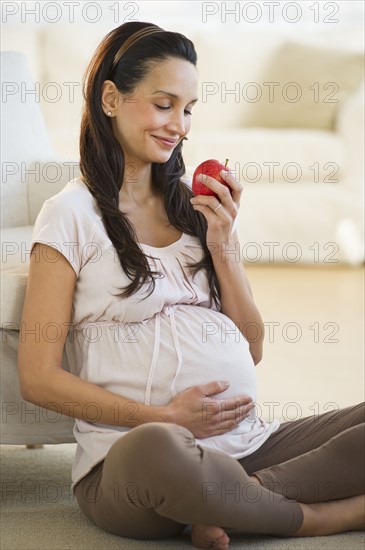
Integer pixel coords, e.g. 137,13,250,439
109,422,195,471
159,422,196,445
344,402,365,426
129,422,194,449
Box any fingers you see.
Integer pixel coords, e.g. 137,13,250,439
199,382,254,412
198,171,243,207
199,380,231,396
203,399,255,428
191,177,240,220
222,395,254,410
200,383,252,405
222,402,255,424
220,170,243,205
181,384,255,439
200,403,255,438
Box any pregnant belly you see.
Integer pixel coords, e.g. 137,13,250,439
149,304,257,405
73,304,278,461
75,304,257,408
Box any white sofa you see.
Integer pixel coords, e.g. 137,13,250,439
184,29,364,265
2,23,364,263
1,52,78,444
1,24,364,444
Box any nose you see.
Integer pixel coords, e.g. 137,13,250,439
166,109,186,136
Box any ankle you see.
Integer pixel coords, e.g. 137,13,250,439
293,503,319,537
293,498,361,537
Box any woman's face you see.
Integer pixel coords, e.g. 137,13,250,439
103,57,198,167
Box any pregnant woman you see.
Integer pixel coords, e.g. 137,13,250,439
18,21,364,549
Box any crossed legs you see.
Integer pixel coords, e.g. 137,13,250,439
73,403,365,546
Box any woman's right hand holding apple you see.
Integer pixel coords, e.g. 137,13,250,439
165,381,255,439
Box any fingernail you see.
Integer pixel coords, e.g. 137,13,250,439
199,174,207,182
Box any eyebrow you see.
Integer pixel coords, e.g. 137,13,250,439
152,90,198,104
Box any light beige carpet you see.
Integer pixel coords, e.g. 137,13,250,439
1,443,364,550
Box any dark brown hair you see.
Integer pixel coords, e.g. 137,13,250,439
79,21,221,308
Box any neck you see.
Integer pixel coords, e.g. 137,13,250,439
119,160,159,206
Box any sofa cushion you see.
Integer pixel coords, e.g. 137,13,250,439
1,226,34,327
0,52,54,229
191,30,284,132
1,225,34,265
26,161,80,225
1,263,29,328
1,328,75,444
183,127,345,184
244,41,364,131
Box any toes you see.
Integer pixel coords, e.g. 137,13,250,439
210,533,230,549
191,525,230,549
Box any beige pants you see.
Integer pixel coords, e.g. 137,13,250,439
74,402,364,540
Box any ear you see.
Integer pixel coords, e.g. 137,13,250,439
101,80,120,116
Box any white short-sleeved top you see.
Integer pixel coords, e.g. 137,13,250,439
30,178,280,486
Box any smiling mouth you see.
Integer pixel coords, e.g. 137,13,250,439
152,136,179,147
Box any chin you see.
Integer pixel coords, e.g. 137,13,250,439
153,157,172,165
150,151,175,164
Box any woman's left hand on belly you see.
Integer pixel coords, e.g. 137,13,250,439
189,169,243,247
166,381,255,439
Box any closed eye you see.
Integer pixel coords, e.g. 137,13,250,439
155,105,192,116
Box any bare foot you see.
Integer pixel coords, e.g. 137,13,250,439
191,524,230,549
295,494,365,537
344,494,365,531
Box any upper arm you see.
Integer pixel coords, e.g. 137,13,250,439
18,243,77,395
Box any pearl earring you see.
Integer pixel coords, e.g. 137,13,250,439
107,111,112,117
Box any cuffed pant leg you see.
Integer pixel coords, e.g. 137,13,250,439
240,402,365,475
254,423,365,503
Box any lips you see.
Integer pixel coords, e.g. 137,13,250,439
152,135,179,148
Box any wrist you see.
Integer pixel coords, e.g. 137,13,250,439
137,403,174,425
210,238,241,265
158,403,176,424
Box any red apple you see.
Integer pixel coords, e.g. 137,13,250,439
192,158,231,200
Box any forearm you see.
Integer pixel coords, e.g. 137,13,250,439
211,231,265,364
21,367,167,428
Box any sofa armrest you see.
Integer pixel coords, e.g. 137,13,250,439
27,160,81,225
335,80,365,194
